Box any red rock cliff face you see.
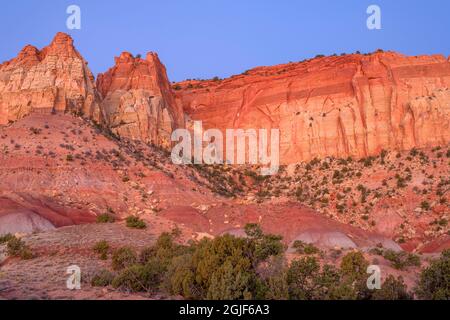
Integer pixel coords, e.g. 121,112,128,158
0,33,102,124
97,52,184,148
175,52,450,164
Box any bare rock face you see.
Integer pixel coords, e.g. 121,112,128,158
0,33,102,124
175,52,450,164
97,52,184,148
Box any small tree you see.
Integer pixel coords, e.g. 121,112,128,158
415,250,450,300
126,216,147,229
371,276,413,300
112,247,137,271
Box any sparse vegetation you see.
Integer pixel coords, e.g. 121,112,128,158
415,250,450,300
112,247,138,271
292,240,319,255
6,237,34,260
91,270,114,287
93,240,110,260
382,250,421,270
125,216,147,229
96,213,116,223
0,233,15,244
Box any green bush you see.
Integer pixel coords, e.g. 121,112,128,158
6,237,34,260
415,250,450,300
112,258,165,293
292,241,319,255
254,256,289,300
245,224,284,262
126,216,147,229
371,276,412,300
0,233,15,244
96,214,115,223
287,257,355,300
420,201,431,211
164,225,284,300
163,254,197,298
111,247,137,271
382,250,421,270
91,270,114,287
340,251,369,281
93,240,110,260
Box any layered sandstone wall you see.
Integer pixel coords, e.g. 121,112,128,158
175,52,450,164
97,52,184,148
1,33,449,159
0,33,102,124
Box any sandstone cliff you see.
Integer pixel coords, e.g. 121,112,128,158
0,33,102,124
175,52,450,164
97,52,184,147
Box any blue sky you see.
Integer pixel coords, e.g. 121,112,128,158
1,0,449,81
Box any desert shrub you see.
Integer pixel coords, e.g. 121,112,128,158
165,225,284,300
6,237,34,260
245,224,284,262
126,216,147,229
339,251,373,299
91,270,114,287
340,251,369,281
292,241,319,255
415,250,450,300
286,257,321,299
146,232,192,268
163,254,197,298
206,259,254,300
371,276,412,300
96,213,115,223
0,233,15,244
382,250,421,270
188,235,255,299
255,256,289,300
287,257,355,300
139,247,156,265
93,240,110,260
420,201,431,211
112,247,138,271
112,258,166,293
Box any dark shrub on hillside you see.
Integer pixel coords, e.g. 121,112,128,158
112,247,138,271
112,258,165,293
0,233,15,244
415,250,450,300
93,240,110,260
382,250,421,270
96,214,115,223
287,257,355,300
126,216,147,229
6,237,34,260
292,241,319,255
371,276,412,300
91,270,114,287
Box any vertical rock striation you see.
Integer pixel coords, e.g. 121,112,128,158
97,52,184,148
175,52,450,164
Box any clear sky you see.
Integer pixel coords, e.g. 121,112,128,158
1,0,449,82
